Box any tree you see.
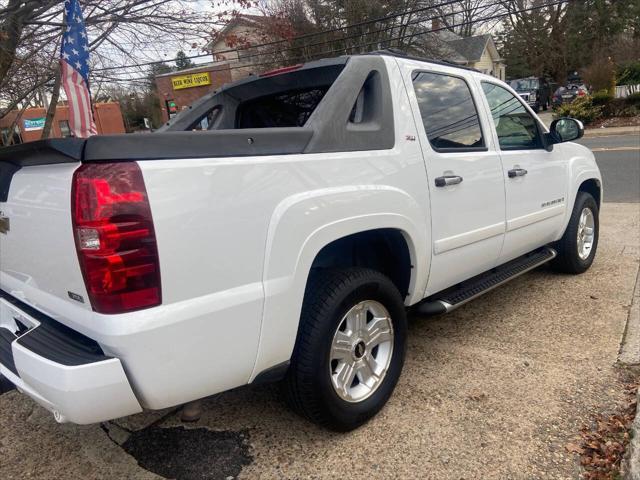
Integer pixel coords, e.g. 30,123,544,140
429,0,504,37
0,1,249,128
221,0,508,70
498,0,640,82
175,50,195,70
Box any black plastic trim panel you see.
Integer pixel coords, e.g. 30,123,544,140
251,361,290,386
83,128,314,161
0,290,110,367
0,138,85,166
0,327,18,375
0,161,21,202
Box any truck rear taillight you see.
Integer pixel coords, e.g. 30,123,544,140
72,162,161,314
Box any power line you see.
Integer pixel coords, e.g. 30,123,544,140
93,0,507,78
91,0,567,85
93,0,469,72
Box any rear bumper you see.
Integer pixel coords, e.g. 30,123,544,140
0,290,141,424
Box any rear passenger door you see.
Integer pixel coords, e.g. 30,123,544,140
478,81,568,263
402,65,506,295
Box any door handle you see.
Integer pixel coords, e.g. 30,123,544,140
435,175,463,187
508,168,528,178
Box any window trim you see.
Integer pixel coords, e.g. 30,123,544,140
480,80,546,152
411,69,488,154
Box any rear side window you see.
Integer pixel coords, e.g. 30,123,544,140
236,87,329,128
412,71,485,151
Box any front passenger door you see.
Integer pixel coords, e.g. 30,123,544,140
479,81,568,263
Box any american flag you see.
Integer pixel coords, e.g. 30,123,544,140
60,0,96,138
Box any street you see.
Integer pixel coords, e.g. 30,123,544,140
578,134,640,203
1,136,639,480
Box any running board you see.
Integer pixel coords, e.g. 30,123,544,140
415,247,557,315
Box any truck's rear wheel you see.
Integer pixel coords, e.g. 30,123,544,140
552,191,599,274
284,268,407,431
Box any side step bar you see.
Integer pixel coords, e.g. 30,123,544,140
415,247,557,315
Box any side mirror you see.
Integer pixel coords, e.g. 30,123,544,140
549,117,584,143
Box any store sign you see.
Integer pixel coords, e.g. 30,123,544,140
171,72,211,90
23,117,46,131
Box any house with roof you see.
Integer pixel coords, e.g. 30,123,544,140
206,14,287,82
446,34,506,80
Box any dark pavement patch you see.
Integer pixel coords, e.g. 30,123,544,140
122,426,252,480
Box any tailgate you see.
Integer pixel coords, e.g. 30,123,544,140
0,141,90,314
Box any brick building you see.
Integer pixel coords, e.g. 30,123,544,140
154,64,232,123
0,102,126,145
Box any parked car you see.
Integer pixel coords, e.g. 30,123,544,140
0,52,602,432
552,84,589,107
509,76,553,112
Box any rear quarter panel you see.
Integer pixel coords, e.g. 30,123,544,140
137,56,431,393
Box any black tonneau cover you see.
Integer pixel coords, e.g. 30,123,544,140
0,138,85,166
0,127,314,165
0,129,314,201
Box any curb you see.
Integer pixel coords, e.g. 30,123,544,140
584,127,640,137
619,267,640,367
621,265,640,480
623,388,640,480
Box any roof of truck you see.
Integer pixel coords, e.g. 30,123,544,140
365,49,479,73
212,50,478,94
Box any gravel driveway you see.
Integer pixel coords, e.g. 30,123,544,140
1,203,639,480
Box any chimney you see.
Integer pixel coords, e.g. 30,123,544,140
432,18,441,31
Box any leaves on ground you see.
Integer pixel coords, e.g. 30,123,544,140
571,380,638,480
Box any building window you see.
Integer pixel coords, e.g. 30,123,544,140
59,120,72,137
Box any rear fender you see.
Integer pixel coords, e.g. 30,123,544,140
250,185,428,380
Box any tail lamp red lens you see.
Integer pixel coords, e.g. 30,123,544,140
72,162,161,314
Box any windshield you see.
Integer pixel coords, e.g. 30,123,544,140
509,79,539,91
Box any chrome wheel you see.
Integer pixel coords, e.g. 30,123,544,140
577,207,595,260
329,300,394,403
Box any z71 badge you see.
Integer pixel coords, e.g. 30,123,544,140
0,211,9,234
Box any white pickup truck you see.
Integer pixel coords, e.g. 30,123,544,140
0,52,601,431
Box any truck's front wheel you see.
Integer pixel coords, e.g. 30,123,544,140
552,191,599,274
284,268,407,431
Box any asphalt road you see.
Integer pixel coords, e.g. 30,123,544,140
578,134,640,203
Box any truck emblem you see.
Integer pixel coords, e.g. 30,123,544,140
0,211,9,234
68,291,85,304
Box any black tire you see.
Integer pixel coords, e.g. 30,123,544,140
284,267,407,431
551,191,599,274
